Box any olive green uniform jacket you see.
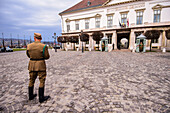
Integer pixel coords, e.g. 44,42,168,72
26,41,50,71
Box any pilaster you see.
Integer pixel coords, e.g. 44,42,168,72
112,31,117,49
129,30,136,50
162,30,166,47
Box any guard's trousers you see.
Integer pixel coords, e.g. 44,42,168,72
29,71,46,88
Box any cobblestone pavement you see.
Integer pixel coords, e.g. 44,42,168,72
0,50,170,113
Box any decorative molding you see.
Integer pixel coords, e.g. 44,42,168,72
103,0,111,6
104,0,139,7
65,14,102,22
119,11,129,14
152,4,163,10
95,14,102,17
152,4,170,10
135,8,146,12
106,13,114,16
65,18,70,22
163,5,170,8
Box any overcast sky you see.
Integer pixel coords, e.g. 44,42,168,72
0,0,80,41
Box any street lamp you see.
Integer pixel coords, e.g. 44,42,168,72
2,33,5,47
52,33,57,52
80,30,84,53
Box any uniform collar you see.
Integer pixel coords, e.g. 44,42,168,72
34,41,41,43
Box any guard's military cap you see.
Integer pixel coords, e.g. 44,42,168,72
34,33,42,39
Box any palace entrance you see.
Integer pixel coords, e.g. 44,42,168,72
117,31,130,49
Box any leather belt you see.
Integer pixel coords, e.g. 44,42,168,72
30,58,44,61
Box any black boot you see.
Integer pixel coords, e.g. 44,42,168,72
28,86,37,100
39,87,50,103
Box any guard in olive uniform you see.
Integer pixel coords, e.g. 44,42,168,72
26,33,50,103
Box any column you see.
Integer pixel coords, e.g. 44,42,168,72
162,30,166,47
129,30,135,50
112,31,117,50
79,37,81,49
89,35,93,50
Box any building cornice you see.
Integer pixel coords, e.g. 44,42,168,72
61,24,170,35
65,14,102,22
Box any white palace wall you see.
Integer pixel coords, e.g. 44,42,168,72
60,0,170,51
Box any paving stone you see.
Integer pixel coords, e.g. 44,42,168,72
0,50,169,112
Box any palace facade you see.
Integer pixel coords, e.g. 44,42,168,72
59,0,170,51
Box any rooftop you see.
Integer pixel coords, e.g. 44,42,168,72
59,0,108,15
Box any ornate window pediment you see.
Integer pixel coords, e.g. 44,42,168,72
95,14,102,17
65,18,70,22
106,13,114,16
152,4,163,10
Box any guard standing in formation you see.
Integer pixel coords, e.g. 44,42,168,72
26,33,50,103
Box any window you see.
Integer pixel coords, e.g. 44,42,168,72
107,15,113,28
66,22,70,32
95,17,100,28
121,13,127,27
75,20,79,30
107,34,112,44
85,19,89,29
152,39,158,43
136,11,143,25
154,9,161,22
96,41,100,44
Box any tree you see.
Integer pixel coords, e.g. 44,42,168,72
68,36,79,50
80,31,89,51
57,36,69,50
144,30,160,51
92,31,103,50
166,29,170,39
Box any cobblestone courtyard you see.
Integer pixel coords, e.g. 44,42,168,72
0,50,170,113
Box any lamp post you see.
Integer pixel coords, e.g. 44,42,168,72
2,33,5,47
80,30,84,53
52,33,57,52
10,33,13,47
17,34,20,47
30,36,32,43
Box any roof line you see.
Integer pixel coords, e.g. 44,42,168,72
59,4,103,15
59,0,141,15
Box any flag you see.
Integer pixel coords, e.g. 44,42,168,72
127,18,129,27
119,20,122,27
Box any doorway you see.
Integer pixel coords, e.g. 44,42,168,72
101,37,108,52
117,33,130,49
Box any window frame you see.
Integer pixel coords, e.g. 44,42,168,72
107,34,112,44
153,9,161,23
121,13,127,27
95,17,101,28
75,20,79,30
66,22,70,32
85,19,90,29
107,15,113,28
136,11,143,25
86,40,89,44
152,39,159,43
